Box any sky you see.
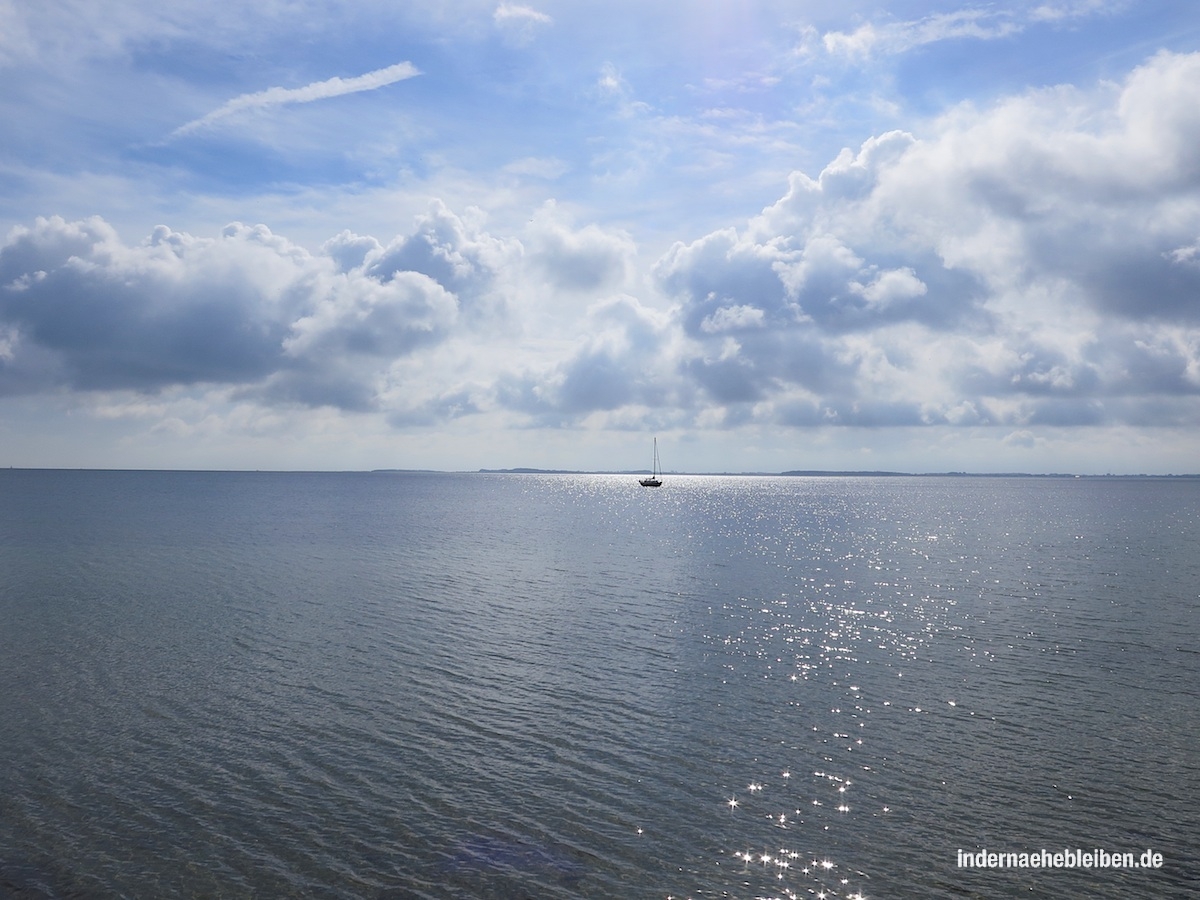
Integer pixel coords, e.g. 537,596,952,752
3,0,1200,473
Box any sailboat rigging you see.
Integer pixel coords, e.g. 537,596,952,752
639,438,663,487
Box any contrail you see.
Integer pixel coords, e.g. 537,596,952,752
172,61,421,137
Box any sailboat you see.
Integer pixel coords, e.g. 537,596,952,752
639,437,663,487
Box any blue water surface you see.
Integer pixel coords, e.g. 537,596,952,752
1,470,1197,898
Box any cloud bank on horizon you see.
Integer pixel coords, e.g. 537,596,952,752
2,0,1199,472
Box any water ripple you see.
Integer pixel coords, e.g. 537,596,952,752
1,472,1198,897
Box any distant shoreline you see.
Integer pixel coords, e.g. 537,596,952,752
470,469,1200,478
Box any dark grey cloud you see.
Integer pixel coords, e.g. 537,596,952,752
1103,332,1200,396
0,215,465,411
957,343,1100,398
0,217,288,392
493,295,670,421
557,349,638,410
1076,246,1200,322
1024,398,1108,427
684,355,764,405
654,227,793,337
386,389,481,427
250,365,378,413
819,399,931,427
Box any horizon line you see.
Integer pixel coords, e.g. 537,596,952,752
3,466,1199,478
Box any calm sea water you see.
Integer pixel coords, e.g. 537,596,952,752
1,470,1197,899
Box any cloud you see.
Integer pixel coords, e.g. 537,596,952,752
171,61,421,137
0,217,297,393
322,231,383,275
823,9,1021,59
363,201,520,317
0,213,476,413
867,51,1200,319
494,3,552,46
654,226,794,336
497,295,673,421
655,50,1200,430
700,304,765,334
850,267,927,309
820,2,1113,60
494,3,551,24
283,270,458,359
526,202,634,292
4,50,1200,446
1002,429,1041,449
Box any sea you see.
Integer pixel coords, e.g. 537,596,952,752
1,469,1197,899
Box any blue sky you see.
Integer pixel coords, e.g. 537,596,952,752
3,0,1200,472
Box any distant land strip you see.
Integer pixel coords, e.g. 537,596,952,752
459,469,1200,478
